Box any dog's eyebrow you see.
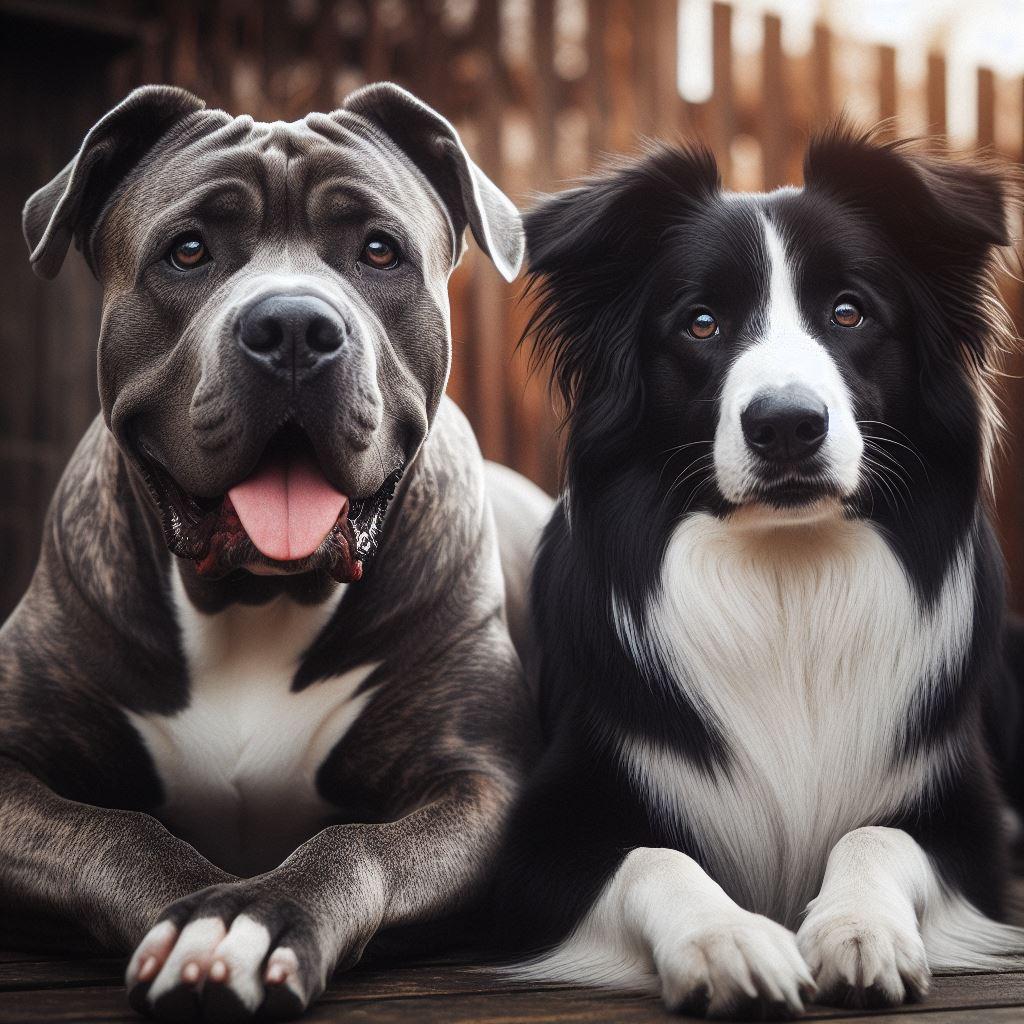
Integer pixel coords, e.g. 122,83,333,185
315,181,401,221
130,179,263,273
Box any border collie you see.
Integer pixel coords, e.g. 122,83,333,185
496,128,1024,1018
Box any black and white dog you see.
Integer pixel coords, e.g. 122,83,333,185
497,129,1024,1017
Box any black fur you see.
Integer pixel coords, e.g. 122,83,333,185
496,129,1022,967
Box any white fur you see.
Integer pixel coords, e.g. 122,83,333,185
207,914,274,1010
798,826,1024,993
126,567,378,875
713,217,863,504
620,512,972,924
515,847,814,1015
146,916,227,1002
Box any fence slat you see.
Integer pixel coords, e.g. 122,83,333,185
762,13,786,189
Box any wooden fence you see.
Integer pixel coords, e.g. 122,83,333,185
2,0,1024,616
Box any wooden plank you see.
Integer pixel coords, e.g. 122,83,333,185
707,1,734,183
761,12,786,189
0,959,122,991
3,975,1024,1024
584,0,609,161
977,66,996,149
927,51,948,146
466,0,510,467
651,0,681,138
811,23,833,128
878,44,897,137
605,0,637,155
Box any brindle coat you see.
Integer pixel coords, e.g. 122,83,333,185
0,83,546,1022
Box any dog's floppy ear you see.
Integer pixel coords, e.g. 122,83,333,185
24,85,205,280
343,82,523,282
804,125,1009,270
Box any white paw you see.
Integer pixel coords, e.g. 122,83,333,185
653,911,815,1019
797,909,930,1008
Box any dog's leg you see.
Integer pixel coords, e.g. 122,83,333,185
797,827,931,1008
0,758,233,951
128,770,513,1022
797,825,1024,1009
522,847,815,1019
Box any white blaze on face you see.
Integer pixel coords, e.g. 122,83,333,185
712,215,863,505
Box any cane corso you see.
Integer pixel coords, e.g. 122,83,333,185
0,83,549,1021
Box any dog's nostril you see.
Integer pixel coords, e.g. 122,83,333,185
306,314,345,353
795,415,826,443
750,423,777,447
243,315,283,354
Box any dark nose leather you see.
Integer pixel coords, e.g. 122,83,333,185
237,295,347,381
740,385,829,462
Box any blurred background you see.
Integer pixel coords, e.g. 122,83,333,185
2,0,1023,618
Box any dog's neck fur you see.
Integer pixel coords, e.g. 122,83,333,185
617,509,973,926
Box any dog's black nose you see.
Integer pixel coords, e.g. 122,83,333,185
237,295,347,381
741,386,828,462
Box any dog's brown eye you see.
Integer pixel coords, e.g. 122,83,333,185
688,311,719,340
362,234,399,270
832,300,863,328
167,234,209,271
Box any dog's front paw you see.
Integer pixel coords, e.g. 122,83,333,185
654,911,815,1019
797,909,930,1008
125,881,330,1022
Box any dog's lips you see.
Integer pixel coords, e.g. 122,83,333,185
134,441,403,583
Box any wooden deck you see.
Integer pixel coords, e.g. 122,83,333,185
2,949,1023,1023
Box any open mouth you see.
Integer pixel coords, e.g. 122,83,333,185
135,425,403,582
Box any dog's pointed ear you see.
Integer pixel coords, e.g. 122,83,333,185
525,143,720,276
343,82,523,282
804,125,1010,262
24,85,205,280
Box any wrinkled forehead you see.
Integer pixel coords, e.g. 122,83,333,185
103,109,452,258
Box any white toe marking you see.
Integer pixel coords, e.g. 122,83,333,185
266,946,304,1000
148,916,227,1003
126,920,178,986
210,914,273,1012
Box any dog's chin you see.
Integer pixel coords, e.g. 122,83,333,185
132,433,404,584
726,466,849,527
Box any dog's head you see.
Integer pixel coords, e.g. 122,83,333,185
526,129,1013,530
25,84,522,581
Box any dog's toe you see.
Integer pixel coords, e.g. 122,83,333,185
798,911,930,1009
126,885,327,1021
657,913,812,1019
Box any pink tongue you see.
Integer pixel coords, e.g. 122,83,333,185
228,448,347,562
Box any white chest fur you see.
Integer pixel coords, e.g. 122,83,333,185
617,511,973,924
126,569,378,876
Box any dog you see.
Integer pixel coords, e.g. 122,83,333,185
495,128,1024,1018
0,82,551,1022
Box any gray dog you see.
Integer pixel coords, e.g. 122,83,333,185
0,83,550,1021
